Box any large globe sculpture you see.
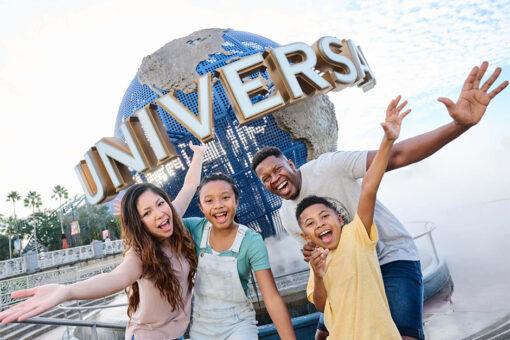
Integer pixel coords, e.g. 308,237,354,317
114,29,337,238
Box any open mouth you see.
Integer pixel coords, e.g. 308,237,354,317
276,181,290,195
159,219,172,232
318,229,333,244
213,212,228,224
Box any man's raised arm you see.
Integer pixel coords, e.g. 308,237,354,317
366,61,508,172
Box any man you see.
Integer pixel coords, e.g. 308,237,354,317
251,62,507,340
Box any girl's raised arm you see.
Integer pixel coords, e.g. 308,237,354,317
172,141,208,217
255,269,296,340
0,252,142,325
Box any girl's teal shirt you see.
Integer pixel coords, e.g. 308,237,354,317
183,217,270,297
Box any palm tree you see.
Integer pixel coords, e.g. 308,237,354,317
24,191,42,252
0,213,10,258
6,191,21,256
51,185,68,234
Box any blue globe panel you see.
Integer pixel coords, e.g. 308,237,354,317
114,30,308,238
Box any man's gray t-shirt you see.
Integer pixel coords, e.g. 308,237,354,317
279,151,419,265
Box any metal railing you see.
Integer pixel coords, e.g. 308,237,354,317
0,240,124,280
38,245,94,269
1,222,445,339
0,257,26,278
38,240,124,269
0,260,122,310
17,317,125,340
406,221,441,272
102,240,124,255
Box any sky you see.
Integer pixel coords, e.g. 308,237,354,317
0,0,509,218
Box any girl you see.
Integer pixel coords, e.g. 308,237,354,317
184,172,296,340
0,142,208,340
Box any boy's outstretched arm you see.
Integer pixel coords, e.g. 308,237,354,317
358,97,411,233
172,141,208,217
366,61,508,172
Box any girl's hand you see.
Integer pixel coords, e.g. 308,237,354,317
189,141,208,155
0,284,69,325
381,95,412,141
310,248,329,279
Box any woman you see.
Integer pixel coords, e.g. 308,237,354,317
0,143,207,340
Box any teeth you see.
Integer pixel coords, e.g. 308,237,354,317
277,181,287,190
319,230,330,236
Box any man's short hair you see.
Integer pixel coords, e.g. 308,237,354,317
295,195,340,226
251,146,285,172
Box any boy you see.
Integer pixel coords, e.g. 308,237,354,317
296,99,410,339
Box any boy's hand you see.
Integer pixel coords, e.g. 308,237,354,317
310,248,329,279
188,141,208,155
301,242,316,263
381,95,411,141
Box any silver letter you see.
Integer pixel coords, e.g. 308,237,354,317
217,53,284,124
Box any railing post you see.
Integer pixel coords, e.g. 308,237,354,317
91,240,104,258
428,232,440,265
77,300,83,320
25,251,39,274
92,323,99,340
64,308,70,339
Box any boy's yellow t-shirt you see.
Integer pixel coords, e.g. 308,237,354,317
306,214,401,340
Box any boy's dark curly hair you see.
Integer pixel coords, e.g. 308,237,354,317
295,195,340,226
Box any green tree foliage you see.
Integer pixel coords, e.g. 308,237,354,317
0,215,10,260
6,191,22,251
24,211,61,251
51,185,69,203
0,234,10,260
52,185,69,234
6,191,21,217
62,203,119,246
24,191,42,213
23,191,43,252
107,216,122,240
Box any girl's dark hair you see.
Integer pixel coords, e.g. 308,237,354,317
196,172,239,201
121,183,197,317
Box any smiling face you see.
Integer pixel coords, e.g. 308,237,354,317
198,180,239,230
136,190,174,240
255,155,301,200
299,203,343,250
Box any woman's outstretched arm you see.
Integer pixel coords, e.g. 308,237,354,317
0,252,142,325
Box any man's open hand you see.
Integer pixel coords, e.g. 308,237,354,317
438,61,508,126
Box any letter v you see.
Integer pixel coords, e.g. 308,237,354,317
156,73,214,142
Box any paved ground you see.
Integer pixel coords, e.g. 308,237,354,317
416,200,510,339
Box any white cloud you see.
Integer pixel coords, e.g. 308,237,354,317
0,0,509,216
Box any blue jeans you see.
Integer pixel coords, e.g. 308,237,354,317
131,336,184,340
316,260,424,339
